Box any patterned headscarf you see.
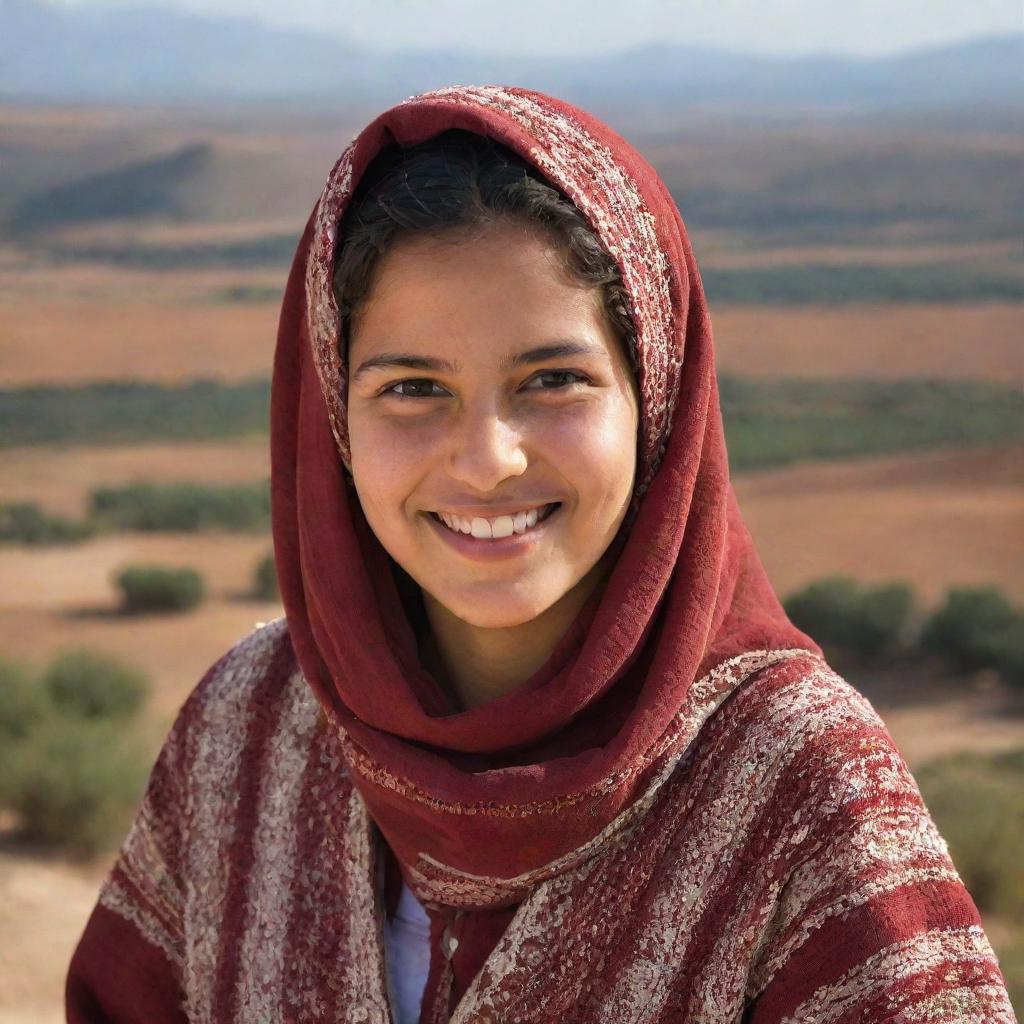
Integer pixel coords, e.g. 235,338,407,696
270,85,819,906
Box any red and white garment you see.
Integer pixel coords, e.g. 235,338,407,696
67,85,1015,1022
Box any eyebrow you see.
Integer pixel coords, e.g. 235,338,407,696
350,341,607,382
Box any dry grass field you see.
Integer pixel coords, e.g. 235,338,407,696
713,303,1023,385
3,278,1021,387
0,438,269,515
735,442,1024,605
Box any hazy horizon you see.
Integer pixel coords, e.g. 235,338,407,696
48,0,1024,58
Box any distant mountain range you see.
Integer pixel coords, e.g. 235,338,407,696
1,0,1021,110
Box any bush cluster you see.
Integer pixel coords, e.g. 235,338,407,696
109,555,279,611
920,587,1024,687
784,578,1024,688
43,649,149,720
0,379,270,447
917,747,1024,1010
784,576,915,660
0,502,95,545
0,651,152,858
114,564,205,613
1,481,271,547
91,481,270,533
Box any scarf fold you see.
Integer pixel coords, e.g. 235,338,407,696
270,85,819,909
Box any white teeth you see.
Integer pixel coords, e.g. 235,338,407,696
444,513,467,533
491,515,515,538
435,504,556,540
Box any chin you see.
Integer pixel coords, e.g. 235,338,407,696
425,581,567,630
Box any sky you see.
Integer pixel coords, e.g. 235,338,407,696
54,0,1023,57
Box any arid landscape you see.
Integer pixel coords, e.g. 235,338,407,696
1,96,1022,1020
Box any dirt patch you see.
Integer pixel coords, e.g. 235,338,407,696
0,802,113,1022
0,532,280,721
713,304,1024,385
850,663,1024,766
0,439,269,517
4,295,1020,386
1,244,1021,386
0,838,109,1024
734,443,1024,605
698,239,1021,269
0,297,280,387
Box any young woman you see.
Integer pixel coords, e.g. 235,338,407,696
66,86,1013,1023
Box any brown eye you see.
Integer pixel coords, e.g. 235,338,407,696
525,371,589,391
387,379,445,399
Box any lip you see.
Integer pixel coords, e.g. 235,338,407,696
422,503,562,561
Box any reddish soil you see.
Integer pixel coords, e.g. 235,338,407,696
712,304,1024,385
735,443,1024,605
0,439,269,517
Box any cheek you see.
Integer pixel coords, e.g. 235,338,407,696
347,409,430,520
541,399,637,498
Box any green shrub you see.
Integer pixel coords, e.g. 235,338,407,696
920,586,1024,679
0,656,48,741
3,714,151,857
852,581,916,657
703,263,1024,306
0,379,270,447
114,564,205,613
991,926,1024,1018
42,649,149,722
91,481,270,533
0,648,153,857
0,657,50,808
785,576,861,649
253,551,279,601
917,748,1024,919
0,502,95,545
978,619,1024,688
783,576,915,660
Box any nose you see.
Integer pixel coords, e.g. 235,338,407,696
445,403,528,493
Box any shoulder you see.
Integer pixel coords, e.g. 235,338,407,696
189,615,295,706
728,664,1002,1019
719,654,952,882
688,653,931,859
177,616,302,725
165,617,325,781
720,652,905,782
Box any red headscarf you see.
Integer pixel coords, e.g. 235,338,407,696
270,85,819,910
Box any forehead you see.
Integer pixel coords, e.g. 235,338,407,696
349,222,616,360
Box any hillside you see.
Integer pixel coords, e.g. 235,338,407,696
7,143,214,234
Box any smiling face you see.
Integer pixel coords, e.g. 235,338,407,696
345,218,640,630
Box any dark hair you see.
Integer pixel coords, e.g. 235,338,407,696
331,129,637,371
